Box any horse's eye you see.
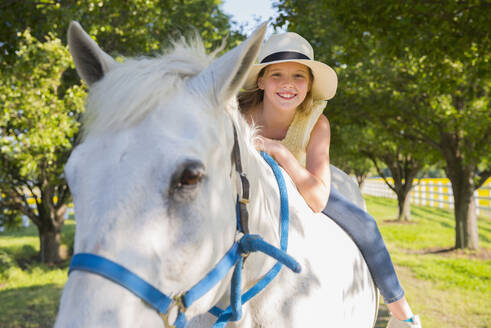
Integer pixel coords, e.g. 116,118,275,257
169,160,205,200
180,165,204,186
172,160,205,189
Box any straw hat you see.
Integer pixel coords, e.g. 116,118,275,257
243,32,338,100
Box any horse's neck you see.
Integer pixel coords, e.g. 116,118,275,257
229,110,285,277
247,158,282,242
236,150,286,290
231,121,280,239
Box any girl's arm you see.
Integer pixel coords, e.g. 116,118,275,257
257,115,331,213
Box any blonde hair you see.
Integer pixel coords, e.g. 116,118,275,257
238,65,314,115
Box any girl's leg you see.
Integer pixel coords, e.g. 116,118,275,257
322,187,415,321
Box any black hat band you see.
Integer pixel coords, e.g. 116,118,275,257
260,51,311,63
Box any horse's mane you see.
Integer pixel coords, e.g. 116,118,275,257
82,37,215,139
80,34,261,169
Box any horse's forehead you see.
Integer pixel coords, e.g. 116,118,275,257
155,97,206,133
78,93,229,165
150,94,228,143
67,90,231,184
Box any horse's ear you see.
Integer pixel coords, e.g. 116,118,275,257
67,21,117,86
188,23,267,106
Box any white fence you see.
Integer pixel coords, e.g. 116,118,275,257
362,178,491,216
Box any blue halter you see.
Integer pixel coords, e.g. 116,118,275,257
68,150,300,327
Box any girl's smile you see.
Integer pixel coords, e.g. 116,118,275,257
277,91,296,100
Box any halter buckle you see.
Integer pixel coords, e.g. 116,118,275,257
160,293,186,328
173,293,186,313
160,312,176,328
239,198,250,205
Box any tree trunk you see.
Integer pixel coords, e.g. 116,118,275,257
37,221,63,264
453,186,479,249
371,153,419,222
396,190,412,221
357,173,367,190
438,129,480,249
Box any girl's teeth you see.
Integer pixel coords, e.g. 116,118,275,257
278,93,295,99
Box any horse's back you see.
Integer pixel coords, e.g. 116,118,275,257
330,164,366,210
293,211,378,327
247,167,378,327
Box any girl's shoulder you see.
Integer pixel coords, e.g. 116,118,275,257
315,114,330,129
311,114,330,145
307,103,331,150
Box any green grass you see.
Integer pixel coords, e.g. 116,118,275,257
0,200,490,328
367,196,491,250
365,195,491,328
0,221,74,328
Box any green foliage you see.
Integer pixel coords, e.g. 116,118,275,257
275,0,490,178
0,30,83,252
1,29,85,182
0,0,243,66
0,30,83,261
275,0,490,247
0,208,23,230
0,0,242,262
330,123,373,181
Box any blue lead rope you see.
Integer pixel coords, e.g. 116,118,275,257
209,151,297,327
68,152,300,328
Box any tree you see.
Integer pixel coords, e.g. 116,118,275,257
275,0,490,249
329,120,371,188
325,36,432,221
362,131,425,221
0,206,24,230
0,30,85,263
330,105,428,221
0,0,244,65
0,1,242,263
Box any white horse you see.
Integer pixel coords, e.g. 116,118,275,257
55,22,378,328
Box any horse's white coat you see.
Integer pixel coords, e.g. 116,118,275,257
55,22,377,328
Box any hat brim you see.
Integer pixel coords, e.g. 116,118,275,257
243,59,338,101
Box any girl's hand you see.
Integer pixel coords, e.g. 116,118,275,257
254,136,285,160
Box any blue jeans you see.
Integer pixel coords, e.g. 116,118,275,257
322,187,405,304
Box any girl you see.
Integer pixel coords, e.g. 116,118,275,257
238,32,422,328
